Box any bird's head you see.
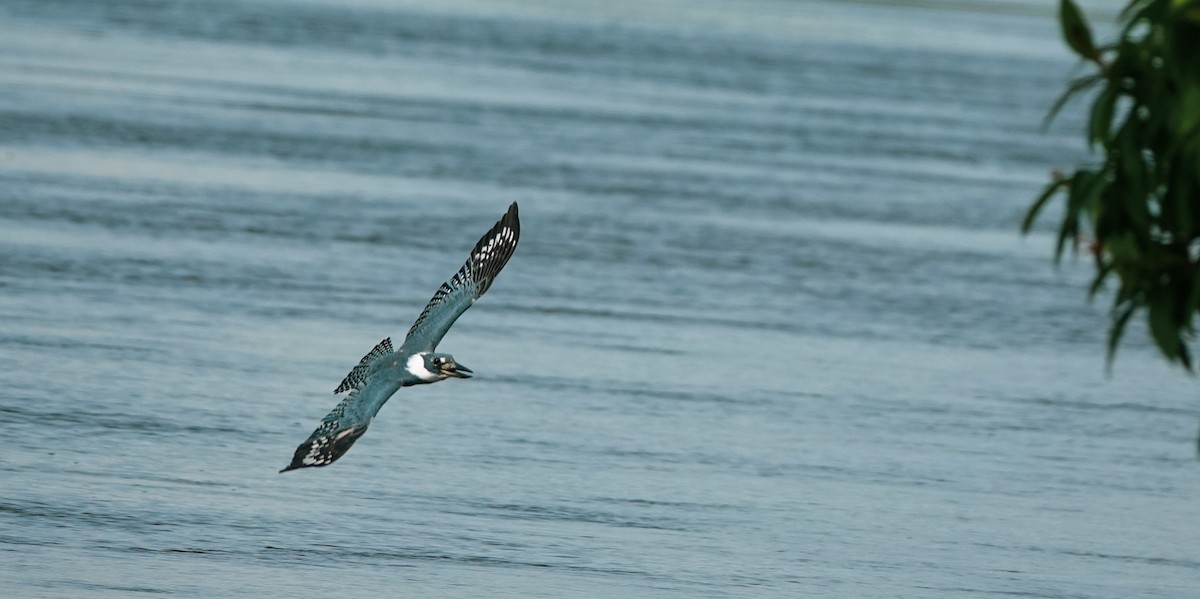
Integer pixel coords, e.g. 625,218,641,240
426,353,473,379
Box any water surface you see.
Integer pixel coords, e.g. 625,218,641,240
1,0,1196,597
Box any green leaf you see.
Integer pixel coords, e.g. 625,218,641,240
1042,73,1104,129
1147,285,1184,362
1054,170,1106,261
1120,0,1154,21
1163,175,1195,241
1176,78,1200,136
1088,85,1118,148
1022,177,1068,233
1115,124,1152,230
1104,231,1143,266
1088,260,1116,297
1173,0,1200,24
1038,0,1200,377
1106,300,1137,371
1060,0,1098,60
1054,200,1081,262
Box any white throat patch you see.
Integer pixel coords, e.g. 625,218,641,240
405,353,440,382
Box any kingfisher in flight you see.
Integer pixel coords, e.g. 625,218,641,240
281,203,520,472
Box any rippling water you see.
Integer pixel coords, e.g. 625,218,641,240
1,0,1197,597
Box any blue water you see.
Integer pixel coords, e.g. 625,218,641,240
1,0,1196,597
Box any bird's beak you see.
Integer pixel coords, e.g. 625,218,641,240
444,362,473,378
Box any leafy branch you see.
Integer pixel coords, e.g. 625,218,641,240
1025,0,1200,370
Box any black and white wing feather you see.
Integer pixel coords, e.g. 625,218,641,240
281,372,401,472
282,341,402,472
402,202,520,353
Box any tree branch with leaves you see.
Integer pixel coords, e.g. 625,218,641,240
1025,0,1200,369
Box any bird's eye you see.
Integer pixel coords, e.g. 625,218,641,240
433,357,444,364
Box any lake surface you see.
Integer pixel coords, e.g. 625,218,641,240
1,0,1196,597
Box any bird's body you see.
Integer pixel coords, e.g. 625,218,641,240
281,202,520,472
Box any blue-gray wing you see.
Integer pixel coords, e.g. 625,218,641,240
333,337,393,394
402,202,520,353
281,373,402,472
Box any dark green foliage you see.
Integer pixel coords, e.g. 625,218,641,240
1058,0,1099,60
1026,0,1200,369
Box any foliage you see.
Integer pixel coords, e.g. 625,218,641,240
1025,0,1200,369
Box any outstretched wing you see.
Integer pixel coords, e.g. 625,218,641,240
402,202,520,353
333,337,393,394
281,373,402,472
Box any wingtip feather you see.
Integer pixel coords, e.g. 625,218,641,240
502,202,519,230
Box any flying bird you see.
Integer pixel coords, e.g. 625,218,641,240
281,202,520,472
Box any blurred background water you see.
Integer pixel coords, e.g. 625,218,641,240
1,0,1197,597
